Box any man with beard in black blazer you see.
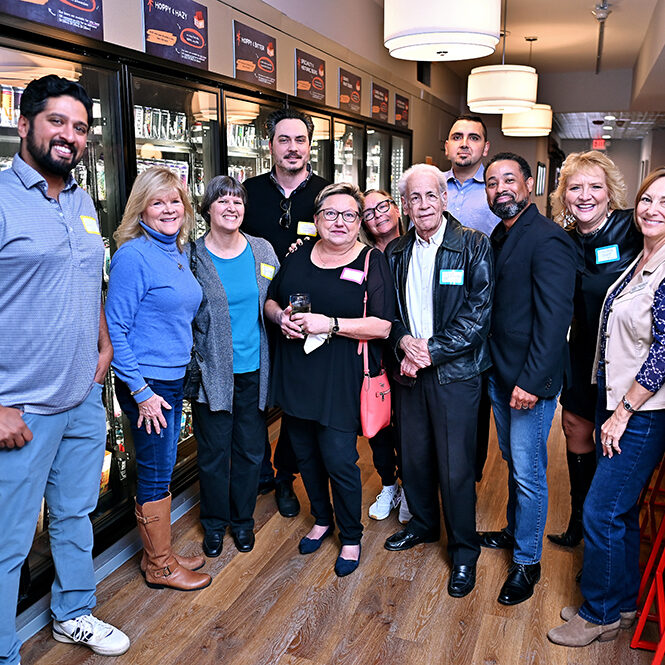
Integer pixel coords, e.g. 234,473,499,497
478,152,576,606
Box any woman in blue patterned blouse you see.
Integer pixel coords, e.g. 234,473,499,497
549,167,665,647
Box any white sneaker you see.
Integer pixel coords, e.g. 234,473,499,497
369,482,401,520
399,492,413,524
53,613,130,656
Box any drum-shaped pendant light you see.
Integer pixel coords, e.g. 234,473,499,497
467,64,538,114
384,0,501,61
502,104,553,136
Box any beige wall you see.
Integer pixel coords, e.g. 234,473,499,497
104,0,463,169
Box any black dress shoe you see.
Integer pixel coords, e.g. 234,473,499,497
258,477,276,495
498,562,541,605
384,528,438,551
448,564,477,598
275,480,300,518
202,532,223,557
232,529,255,552
478,529,515,549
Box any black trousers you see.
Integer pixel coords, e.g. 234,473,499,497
368,422,401,486
475,369,492,482
395,369,481,565
260,423,299,483
193,371,264,533
284,414,363,545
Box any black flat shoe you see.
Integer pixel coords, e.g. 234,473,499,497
498,562,541,605
547,517,583,548
298,526,332,554
334,545,361,577
384,528,438,551
232,529,255,553
478,529,515,549
202,532,223,558
275,480,300,518
448,564,477,598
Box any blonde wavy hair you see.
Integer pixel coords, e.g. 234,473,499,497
550,151,628,228
113,167,194,251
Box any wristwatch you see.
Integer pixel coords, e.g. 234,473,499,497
332,317,340,334
621,395,636,413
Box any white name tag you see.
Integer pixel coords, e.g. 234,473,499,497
595,244,620,264
260,263,275,280
440,269,464,285
80,215,100,235
340,267,365,284
297,221,317,237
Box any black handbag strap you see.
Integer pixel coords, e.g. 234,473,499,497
189,240,197,276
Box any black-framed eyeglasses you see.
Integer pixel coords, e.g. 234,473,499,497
279,198,292,229
362,199,395,222
316,208,360,223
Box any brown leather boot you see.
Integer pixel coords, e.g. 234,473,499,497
139,547,205,574
135,495,211,591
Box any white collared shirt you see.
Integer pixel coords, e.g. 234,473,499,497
405,218,446,339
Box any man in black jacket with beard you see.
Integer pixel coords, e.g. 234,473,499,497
382,163,493,599
478,152,576,606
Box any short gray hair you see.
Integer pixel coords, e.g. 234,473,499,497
397,164,447,198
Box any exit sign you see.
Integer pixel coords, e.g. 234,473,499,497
592,138,606,150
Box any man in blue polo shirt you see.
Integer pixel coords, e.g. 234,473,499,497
0,75,129,664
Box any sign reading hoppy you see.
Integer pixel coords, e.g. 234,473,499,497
0,0,104,39
144,0,208,70
233,21,277,90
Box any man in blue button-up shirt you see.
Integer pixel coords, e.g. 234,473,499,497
443,115,500,483
0,75,129,664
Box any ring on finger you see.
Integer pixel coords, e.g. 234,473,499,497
521,404,528,409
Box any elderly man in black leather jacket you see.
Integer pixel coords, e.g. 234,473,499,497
383,163,494,598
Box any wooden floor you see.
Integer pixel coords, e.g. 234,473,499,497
22,410,657,665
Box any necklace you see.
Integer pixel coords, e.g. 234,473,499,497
158,244,184,270
315,242,356,267
576,210,611,239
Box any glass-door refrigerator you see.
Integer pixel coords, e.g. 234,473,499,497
0,43,128,613
224,93,275,182
129,72,221,489
366,128,390,192
333,120,363,186
302,110,332,181
390,133,411,209
130,73,220,238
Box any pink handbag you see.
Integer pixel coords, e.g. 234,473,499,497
358,249,391,438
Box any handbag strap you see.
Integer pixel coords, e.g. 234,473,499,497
359,248,372,374
189,239,197,276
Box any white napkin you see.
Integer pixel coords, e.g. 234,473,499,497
303,333,327,354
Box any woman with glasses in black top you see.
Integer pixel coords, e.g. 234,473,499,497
265,182,395,577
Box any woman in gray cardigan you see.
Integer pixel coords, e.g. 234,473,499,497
191,175,278,557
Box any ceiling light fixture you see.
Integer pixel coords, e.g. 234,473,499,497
467,0,537,114
383,0,501,61
604,114,616,120
602,125,613,130
502,103,553,136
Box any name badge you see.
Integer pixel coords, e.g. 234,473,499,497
595,244,620,264
340,267,365,284
80,215,100,235
439,269,464,285
297,221,317,237
260,263,275,280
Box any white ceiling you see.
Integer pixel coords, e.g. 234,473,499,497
444,0,658,75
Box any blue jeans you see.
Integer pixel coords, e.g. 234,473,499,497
0,383,106,665
579,394,665,624
115,377,183,505
488,373,558,564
